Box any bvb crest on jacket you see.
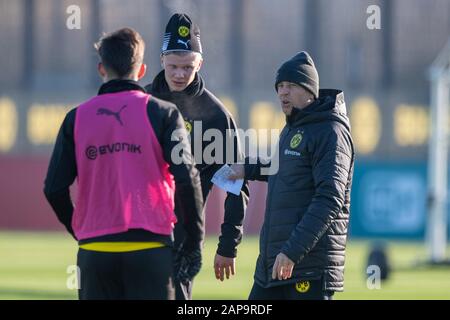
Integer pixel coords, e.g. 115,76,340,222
290,133,303,149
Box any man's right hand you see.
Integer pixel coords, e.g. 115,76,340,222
214,253,235,281
229,164,245,180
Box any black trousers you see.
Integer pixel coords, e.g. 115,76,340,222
77,247,174,300
173,221,193,300
248,279,334,300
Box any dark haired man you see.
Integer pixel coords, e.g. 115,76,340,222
44,27,204,300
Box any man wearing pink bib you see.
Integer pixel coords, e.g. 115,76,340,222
44,28,204,300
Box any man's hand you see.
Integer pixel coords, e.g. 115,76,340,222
214,254,235,281
229,164,245,180
272,253,295,281
174,246,202,284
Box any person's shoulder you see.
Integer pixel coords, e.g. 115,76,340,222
202,89,224,108
308,120,342,139
63,107,78,125
322,117,352,142
144,83,153,94
147,95,181,123
201,89,236,120
148,95,178,112
310,121,353,157
57,107,78,137
67,107,77,118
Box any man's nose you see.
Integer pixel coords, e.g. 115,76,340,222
278,87,289,95
173,69,185,78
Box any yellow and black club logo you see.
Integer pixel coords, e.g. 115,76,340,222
178,26,190,37
184,120,193,134
295,280,310,293
290,133,303,149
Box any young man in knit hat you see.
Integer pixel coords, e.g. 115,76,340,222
145,13,249,300
229,52,355,300
44,28,204,299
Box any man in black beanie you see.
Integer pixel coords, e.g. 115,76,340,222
145,13,249,300
229,51,355,300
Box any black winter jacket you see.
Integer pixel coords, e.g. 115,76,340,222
245,89,354,291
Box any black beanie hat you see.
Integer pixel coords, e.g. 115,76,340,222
275,51,319,99
161,13,202,54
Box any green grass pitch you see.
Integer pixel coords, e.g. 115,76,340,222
0,232,449,299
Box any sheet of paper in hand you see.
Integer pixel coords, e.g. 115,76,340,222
211,164,244,196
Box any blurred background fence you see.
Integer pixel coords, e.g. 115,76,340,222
1,0,450,242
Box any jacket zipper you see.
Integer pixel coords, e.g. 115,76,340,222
265,125,291,282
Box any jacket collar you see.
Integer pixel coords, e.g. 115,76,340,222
286,89,350,131
98,79,146,95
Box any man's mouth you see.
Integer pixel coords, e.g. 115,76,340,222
281,100,291,108
172,80,186,87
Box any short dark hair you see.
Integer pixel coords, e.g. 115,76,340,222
94,27,145,78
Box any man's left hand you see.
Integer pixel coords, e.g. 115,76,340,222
272,253,295,281
174,246,202,284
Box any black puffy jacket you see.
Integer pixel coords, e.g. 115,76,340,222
245,89,354,292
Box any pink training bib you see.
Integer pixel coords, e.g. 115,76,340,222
73,90,176,240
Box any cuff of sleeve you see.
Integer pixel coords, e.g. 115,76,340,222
216,244,237,258
281,245,304,265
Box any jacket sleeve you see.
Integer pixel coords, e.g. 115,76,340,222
244,126,287,181
43,109,77,239
244,157,271,182
216,116,249,258
281,125,353,263
156,101,205,251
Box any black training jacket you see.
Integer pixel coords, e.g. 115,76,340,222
146,71,249,258
245,89,355,291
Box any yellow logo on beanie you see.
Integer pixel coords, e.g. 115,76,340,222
295,281,310,293
185,120,192,134
290,133,303,149
178,26,190,37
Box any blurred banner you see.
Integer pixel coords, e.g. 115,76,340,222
350,162,450,239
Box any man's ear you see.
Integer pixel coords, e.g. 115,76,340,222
196,58,203,72
137,63,147,80
98,62,107,78
160,55,165,69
